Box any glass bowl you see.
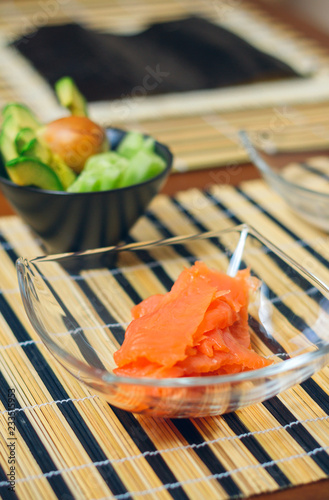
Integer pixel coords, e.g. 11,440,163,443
239,129,329,231
17,224,329,418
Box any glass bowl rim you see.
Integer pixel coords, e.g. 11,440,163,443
239,130,329,200
16,223,329,388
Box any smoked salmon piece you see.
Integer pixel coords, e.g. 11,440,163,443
114,272,218,368
113,261,272,378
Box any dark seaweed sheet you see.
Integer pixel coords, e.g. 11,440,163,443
12,16,302,102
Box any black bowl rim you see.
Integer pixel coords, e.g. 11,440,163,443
0,127,173,195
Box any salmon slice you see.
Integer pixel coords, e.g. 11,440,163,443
114,358,185,378
229,303,250,348
175,350,233,375
176,328,271,376
114,274,218,368
130,262,214,319
114,261,271,378
193,261,250,311
197,328,229,357
131,294,164,320
194,295,237,339
221,328,272,370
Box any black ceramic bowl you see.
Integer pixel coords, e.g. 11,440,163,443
0,128,173,254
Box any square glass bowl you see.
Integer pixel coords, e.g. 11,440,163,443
17,224,329,418
239,128,329,231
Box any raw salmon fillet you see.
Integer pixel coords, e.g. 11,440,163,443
113,261,272,378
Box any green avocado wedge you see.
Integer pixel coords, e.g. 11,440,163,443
49,154,76,190
5,157,64,191
19,131,51,165
16,130,76,189
55,77,88,117
15,127,37,156
0,104,41,163
0,117,18,163
2,103,40,129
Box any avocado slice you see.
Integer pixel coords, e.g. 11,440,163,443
55,77,88,117
20,133,52,165
23,138,76,189
2,103,40,130
0,104,41,163
49,154,76,190
0,116,18,163
0,102,76,190
15,127,37,156
17,129,76,189
5,157,64,191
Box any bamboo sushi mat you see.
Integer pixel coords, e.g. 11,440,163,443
1,179,329,499
2,0,329,171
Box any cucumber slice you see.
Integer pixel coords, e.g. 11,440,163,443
117,131,145,159
2,103,40,130
84,151,128,172
18,134,75,189
15,128,36,155
1,111,75,189
5,157,64,191
55,77,88,117
68,155,124,192
118,150,166,188
142,136,156,152
16,132,76,189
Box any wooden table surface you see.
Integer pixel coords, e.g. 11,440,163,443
1,1,329,498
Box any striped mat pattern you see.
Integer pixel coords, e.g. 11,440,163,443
0,179,329,499
122,104,329,172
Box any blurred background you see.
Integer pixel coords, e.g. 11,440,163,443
263,0,329,33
